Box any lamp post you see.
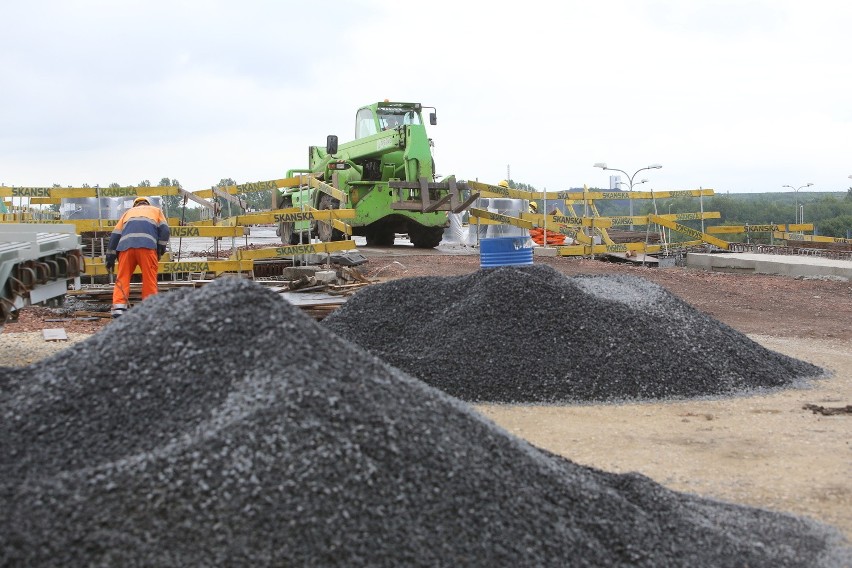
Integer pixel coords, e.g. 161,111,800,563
781,183,812,225
594,163,662,229
666,202,673,244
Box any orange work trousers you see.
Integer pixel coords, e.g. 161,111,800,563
112,248,160,305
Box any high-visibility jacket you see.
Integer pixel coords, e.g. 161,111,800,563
108,204,170,256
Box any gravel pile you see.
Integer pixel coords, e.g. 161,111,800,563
322,265,824,403
2,278,848,567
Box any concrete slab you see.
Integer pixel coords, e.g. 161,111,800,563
279,291,346,306
533,247,559,257
42,328,69,341
687,252,852,280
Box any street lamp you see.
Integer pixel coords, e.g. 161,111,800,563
594,163,662,228
616,179,648,191
781,183,813,225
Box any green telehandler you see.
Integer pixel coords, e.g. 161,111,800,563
277,101,478,248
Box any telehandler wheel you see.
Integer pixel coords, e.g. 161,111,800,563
408,225,444,248
280,222,307,245
277,197,303,245
317,194,345,242
366,227,395,246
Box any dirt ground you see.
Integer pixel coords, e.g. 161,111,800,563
3,251,850,540
480,335,851,540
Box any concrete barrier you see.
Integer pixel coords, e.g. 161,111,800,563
687,252,852,280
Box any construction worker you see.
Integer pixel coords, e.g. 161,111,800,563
106,196,170,318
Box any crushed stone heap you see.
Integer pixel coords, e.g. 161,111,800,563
1,278,848,567
322,265,824,403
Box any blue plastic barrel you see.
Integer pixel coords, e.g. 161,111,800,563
480,236,534,268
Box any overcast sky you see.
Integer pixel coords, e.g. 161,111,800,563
2,0,849,197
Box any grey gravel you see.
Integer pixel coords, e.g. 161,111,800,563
322,264,824,403
1,277,848,567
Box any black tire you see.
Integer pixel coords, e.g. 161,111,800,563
366,227,395,246
409,224,444,248
280,222,308,245
317,194,345,242
277,197,302,245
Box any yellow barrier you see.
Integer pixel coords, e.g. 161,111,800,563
216,207,355,228
0,185,180,199
649,215,729,250
0,217,181,231
191,174,315,198
467,208,535,229
774,232,852,244
707,223,813,234
468,181,715,202
169,225,248,237
85,259,253,276
556,239,706,257
232,240,357,261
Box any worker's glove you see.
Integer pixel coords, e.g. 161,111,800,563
105,253,116,272
157,245,166,260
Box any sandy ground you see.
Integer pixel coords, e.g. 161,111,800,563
479,334,851,540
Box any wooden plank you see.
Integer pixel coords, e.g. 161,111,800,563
73,311,113,319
